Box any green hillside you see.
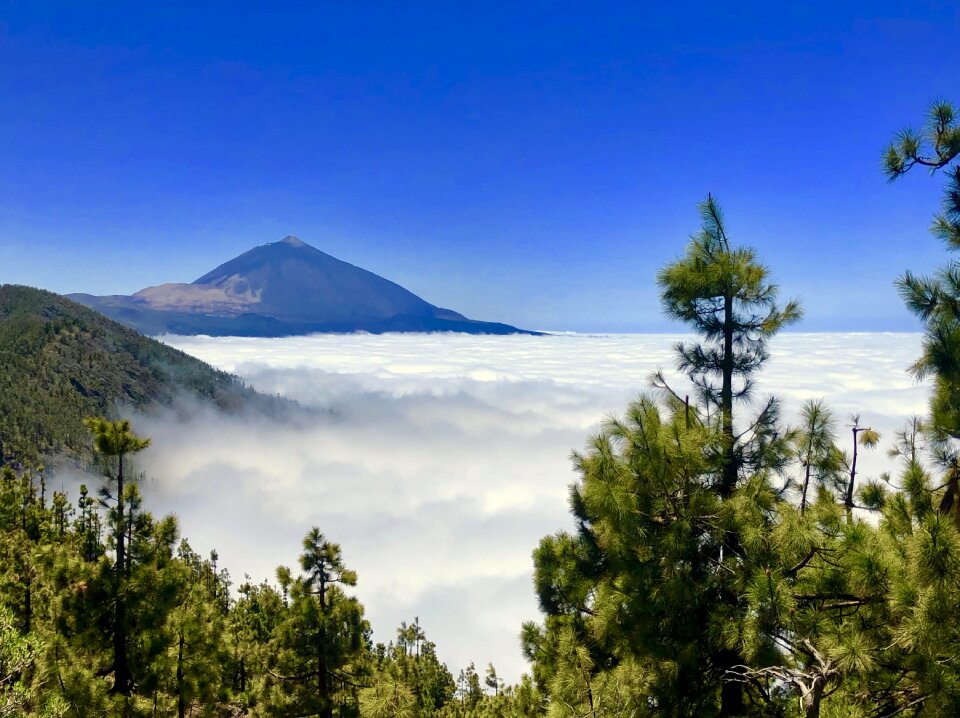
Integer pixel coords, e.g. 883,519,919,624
0,284,262,462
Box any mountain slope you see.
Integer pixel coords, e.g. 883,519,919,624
69,236,535,336
0,285,280,462
191,235,464,323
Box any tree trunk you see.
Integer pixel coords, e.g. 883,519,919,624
113,451,132,696
319,660,332,718
802,675,825,718
23,574,31,634
718,649,745,716
845,428,858,516
721,294,737,496
718,294,745,713
939,467,960,523
318,579,332,718
177,631,186,718
801,462,812,514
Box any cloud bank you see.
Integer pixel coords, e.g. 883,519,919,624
129,332,928,681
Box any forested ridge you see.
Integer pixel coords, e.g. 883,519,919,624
0,285,285,463
2,102,960,717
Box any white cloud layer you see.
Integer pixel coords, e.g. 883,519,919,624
129,332,928,682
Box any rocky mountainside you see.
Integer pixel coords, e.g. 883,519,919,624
70,236,534,336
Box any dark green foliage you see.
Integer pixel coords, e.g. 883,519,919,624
656,195,801,495
523,390,960,716
792,399,844,513
82,417,152,698
521,187,960,718
0,285,269,463
0,409,544,717
258,529,370,717
526,397,732,716
0,418,492,717
886,102,960,440
361,619,456,717
163,543,233,717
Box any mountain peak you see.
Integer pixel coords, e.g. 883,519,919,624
68,236,535,336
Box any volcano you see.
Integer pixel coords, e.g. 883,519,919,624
69,236,534,336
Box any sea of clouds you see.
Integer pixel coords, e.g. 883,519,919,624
129,332,927,682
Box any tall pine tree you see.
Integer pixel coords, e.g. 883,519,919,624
82,417,151,698
657,194,801,495
262,528,369,718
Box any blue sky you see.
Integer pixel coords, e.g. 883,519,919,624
1,1,957,331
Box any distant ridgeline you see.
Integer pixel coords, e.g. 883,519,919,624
0,284,286,463
69,235,537,337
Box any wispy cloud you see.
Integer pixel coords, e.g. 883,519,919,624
132,332,928,681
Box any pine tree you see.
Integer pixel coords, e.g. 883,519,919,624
163,541,230,718
792,399,844,513
840,414,880,516
484,664,502,697
50,486,180,716
0,605,37,717
228,577,287,709
885,101,960,440
82,417,151,698
526,396,727,715
454,663,483,710
261,528,369,717
657,194,802,496
655,194,800,714
382,618,455,715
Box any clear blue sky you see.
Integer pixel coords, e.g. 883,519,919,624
1,1,957,331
